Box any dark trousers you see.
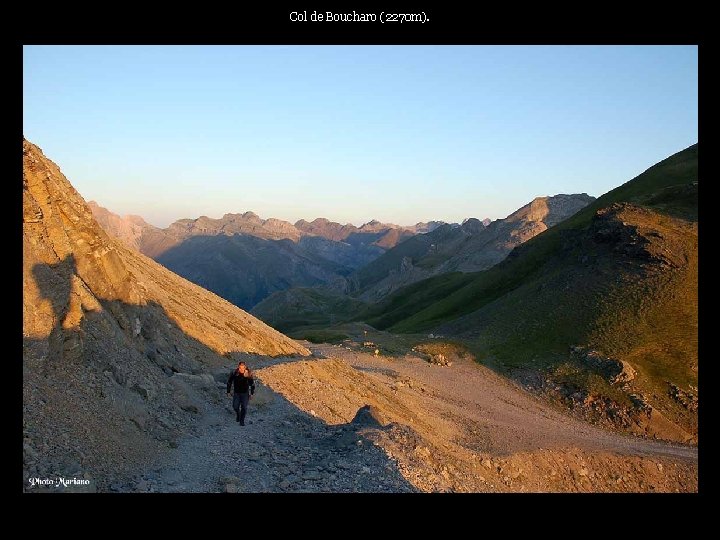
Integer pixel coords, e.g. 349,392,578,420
232,392,250,423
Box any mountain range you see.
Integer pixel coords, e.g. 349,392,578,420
91,194,593,315
89,204,452,309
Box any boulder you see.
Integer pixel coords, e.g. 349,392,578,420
571,346,635,384
350,404,387,428
612,361,636,384
429,353,450,366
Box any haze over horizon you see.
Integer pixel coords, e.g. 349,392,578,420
23,45,697,228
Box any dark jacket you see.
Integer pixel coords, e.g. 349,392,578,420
227,370,255,395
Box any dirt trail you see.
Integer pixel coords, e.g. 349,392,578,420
313,344,698,460
135,343,696,493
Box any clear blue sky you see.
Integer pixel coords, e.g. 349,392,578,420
23,45,698,228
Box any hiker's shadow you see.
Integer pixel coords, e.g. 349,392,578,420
224,390,417,493
29,254,78,366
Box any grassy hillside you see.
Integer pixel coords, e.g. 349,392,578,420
361,144,698,439
359,272,475,329
367,144,697,333
251,287,366,334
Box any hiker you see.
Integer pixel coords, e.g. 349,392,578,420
226,361,255,425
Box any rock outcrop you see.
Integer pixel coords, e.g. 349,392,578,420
669,383,698,412
570,346,636,385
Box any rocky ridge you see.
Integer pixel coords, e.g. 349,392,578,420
92,206,447,258
89,204,455,309
352,193,596,301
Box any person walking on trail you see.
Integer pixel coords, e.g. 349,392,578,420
227,361,255,425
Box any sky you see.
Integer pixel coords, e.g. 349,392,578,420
23,45,698,228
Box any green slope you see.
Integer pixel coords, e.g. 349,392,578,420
251,287,367,334
366,144,697,333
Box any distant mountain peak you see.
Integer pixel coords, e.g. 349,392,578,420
505,193,596,225
87,200,158,251
460,217,485,234
359,219,400,232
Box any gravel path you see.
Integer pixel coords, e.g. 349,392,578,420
130,343,696,493
127,366,416,493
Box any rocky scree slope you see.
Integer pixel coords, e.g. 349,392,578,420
22,138,308,491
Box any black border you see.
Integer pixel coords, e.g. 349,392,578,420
14,4,703,520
